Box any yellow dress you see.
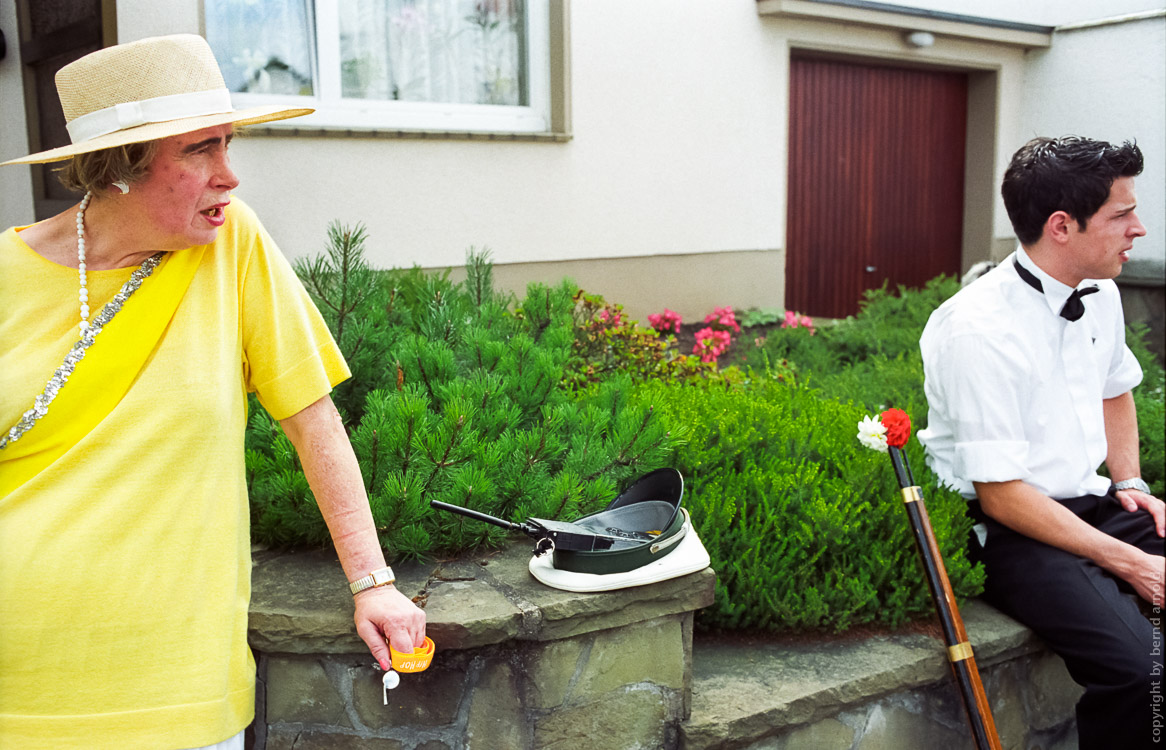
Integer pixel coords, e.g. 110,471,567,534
0,198,349,749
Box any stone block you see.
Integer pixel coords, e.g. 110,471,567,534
265,729,404,750
854,702,971,750
980,661,1027,750
250,549,431,654
525,635,587,710
534,686,670,750
1025,652,1083,731
962,600,1045,665
741,718,856,749
351,658,466,730
265,656,351,727
574,617,685,700
465,661,527,750
477,542,715,642
425,577,523,649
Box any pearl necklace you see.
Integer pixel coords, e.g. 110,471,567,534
76,191,92,334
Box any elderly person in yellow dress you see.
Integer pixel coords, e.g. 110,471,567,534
0,35,424,750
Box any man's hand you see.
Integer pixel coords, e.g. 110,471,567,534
1119,548,1166,607
1115,487,1165,537
354,585,427,671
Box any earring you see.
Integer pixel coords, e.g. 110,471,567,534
112,180,130,194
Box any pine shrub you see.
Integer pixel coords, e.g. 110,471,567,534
246,226,677,558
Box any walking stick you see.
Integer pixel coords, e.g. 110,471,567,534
858,409,1002,750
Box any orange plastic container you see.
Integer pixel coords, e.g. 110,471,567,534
390,636,435,673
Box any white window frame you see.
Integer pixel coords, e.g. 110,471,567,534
225,0,553,135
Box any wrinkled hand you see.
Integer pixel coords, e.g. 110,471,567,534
353,585,426,671
1115,488,1165,537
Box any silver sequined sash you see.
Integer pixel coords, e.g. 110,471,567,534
0,252,164,450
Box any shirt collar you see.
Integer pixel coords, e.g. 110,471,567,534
1014,245,1080,318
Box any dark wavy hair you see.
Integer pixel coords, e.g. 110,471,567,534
1001,136,1143,245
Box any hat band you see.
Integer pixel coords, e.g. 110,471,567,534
66,88,235,144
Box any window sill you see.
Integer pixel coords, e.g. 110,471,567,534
240,124,572,142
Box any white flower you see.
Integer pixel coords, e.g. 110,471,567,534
857,415,888,453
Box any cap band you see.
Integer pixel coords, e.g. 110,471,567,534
66,88,235,143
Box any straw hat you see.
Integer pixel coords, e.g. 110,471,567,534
3,34,313,166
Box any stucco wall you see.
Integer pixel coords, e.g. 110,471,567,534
119,0,1032,280
229,0,791,271
0,4,34,226
1018,15,1166,284
3,0,1161,308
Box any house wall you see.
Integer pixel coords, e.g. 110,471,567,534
0,1,34,224
63,0,1035,321
1018,15,1166,285
227,0,795,323
1,1,1161,322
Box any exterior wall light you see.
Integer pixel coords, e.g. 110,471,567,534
906,31,936,48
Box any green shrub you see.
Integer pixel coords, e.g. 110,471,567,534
247,226,677,558
745,281,1165,486
738,307,784,329
744,276,961,377
567,290,724,390
637,374,983,632
1127,323,1165,496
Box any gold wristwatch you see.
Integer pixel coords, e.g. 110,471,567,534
349,566,395,595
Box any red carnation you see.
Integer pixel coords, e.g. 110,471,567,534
880,408,912,448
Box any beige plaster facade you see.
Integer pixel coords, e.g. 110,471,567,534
1,1,1162,321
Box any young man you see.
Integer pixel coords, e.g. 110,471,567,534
918,136,1164,750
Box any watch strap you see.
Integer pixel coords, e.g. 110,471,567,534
349,566,395,595
1114,477,1150,494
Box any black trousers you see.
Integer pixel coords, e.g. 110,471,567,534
967,490,1165,750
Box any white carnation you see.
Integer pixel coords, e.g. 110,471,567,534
857,415,888,453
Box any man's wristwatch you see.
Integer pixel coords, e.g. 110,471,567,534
1114,477,1151,494
349,566,395,595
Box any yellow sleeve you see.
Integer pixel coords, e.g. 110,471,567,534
235,202,351,419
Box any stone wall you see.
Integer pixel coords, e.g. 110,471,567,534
248,545,1084,750
247,543,714,749
683,600,1083,750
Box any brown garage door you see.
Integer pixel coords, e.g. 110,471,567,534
786,56,967,318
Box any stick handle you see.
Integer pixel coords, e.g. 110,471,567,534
429,500,532,535
891,447,1002,750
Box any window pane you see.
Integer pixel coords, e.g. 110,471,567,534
206,0,316,96
338,0,527,106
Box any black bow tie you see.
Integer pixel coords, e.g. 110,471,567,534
1013,259,1098,322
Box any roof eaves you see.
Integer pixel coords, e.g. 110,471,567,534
758,0,1054,49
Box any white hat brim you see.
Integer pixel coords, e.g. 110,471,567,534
2,105,313,166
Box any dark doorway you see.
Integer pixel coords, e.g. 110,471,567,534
786,55,967,318
14,0,115,220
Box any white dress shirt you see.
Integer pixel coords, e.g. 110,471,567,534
918,247,1143,500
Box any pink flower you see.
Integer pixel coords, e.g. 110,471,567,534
648,308,682,333
781,310,798,328
596,309,623,326
704,306,740,333
693,327,731,363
